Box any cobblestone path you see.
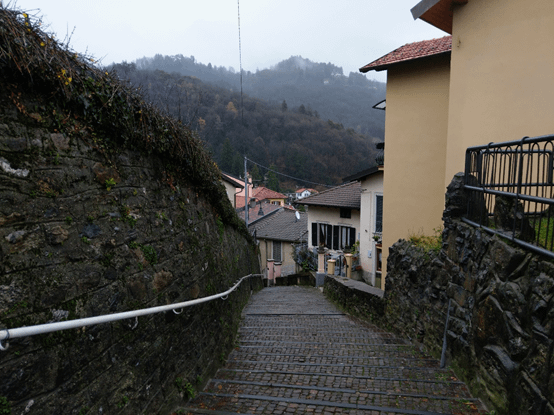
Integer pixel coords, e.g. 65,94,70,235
177,286,486,415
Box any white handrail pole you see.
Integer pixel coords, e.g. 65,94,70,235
0,274,262,348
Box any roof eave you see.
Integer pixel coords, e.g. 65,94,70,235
302,202,360,210
343,165,381,183
410,0,468,34
360,49,451,73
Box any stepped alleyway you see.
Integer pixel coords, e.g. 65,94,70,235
177,285,486,415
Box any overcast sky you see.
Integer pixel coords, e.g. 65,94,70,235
8,0,446,82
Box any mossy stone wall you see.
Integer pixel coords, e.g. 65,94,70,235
0,98,261,414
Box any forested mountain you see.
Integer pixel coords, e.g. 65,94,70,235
109,58,384,190
134,54,386,139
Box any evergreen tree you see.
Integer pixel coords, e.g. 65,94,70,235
267,164,280,192
219,138,235,173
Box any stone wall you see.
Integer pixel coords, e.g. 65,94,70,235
0,102,261,414
325,173,554,415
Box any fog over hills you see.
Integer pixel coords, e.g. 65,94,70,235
110,55,385,189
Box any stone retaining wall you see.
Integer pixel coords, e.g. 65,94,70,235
0,102,261,414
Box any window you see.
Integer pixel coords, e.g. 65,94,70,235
312,222,332,247
375,195,383,233
312,222,355,250
340,208,351,219
272,241,282,262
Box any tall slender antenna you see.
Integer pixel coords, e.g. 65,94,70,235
237,0,244,124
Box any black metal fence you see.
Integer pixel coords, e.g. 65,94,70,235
464,134,554,259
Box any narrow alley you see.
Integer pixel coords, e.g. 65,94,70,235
177,286,486,415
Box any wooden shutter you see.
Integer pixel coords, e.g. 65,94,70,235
349,227,356,247
311,222,318,246
326,224,333,248
375,195,383,233
332,226,339,250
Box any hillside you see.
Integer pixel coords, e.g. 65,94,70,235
111,63,382,188
134,54,386,140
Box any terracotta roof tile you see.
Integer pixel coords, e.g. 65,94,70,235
360,36,452,73
301,181,360,209
252,186,287,201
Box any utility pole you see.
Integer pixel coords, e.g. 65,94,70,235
244,156,248,228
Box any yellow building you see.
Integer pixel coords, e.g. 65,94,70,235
360,0,554,289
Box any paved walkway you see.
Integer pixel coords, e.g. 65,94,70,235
177,286,486,415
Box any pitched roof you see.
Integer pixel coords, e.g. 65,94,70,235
221,172,244,189
342,166,382,183
249,209,308,243
252,186,287,200
237,201,282,222
300,181,361,209
296,188,317,194
359,36,452,73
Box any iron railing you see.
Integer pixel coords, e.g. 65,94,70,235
0,274,263,352
464,134,554,258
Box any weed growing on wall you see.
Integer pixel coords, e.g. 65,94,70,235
408,227,443,255
0,396,11,415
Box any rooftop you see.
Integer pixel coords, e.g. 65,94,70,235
221,172,244,189
301,181,361,209
359,35,452,73
342,166,383,183
411,0,468,34
237,201,283,223
252,186,288,201
249,209,308,243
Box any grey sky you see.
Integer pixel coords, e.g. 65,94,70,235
9,0,445,82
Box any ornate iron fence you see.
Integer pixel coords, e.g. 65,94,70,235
464,134,554,258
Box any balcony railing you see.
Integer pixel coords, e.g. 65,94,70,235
464,134,554,259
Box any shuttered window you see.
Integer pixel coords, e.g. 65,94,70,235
273,241,282,262
312,222,356,250
375,195,383,233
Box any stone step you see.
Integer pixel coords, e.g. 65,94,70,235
228,351,440,369
215,368,471,398
188,382,480,415
233,339,418,359
224,359,454,382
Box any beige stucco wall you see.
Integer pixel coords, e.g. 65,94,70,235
445,0,554,188
258,239,297,276
307,206,361,250
381,55,450,289
222,181,238,208
359,172,384,285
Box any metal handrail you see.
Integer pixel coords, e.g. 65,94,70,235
0,273,263,351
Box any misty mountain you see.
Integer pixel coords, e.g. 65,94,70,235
110,63,382,190
133,54,386,139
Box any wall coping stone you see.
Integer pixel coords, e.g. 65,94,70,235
326,275,384,298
